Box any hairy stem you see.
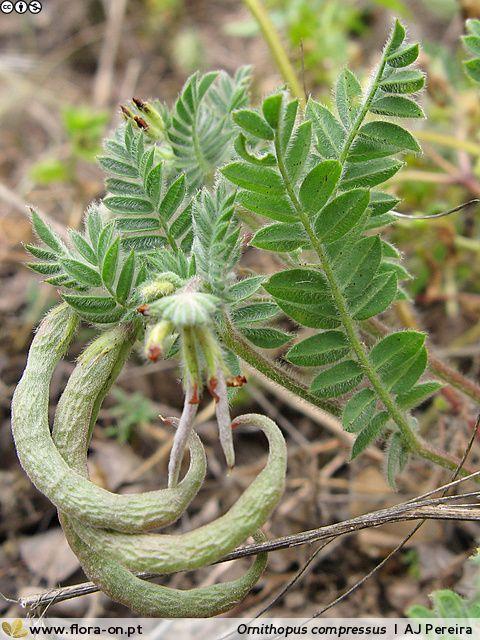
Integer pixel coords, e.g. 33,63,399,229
220,314,340,416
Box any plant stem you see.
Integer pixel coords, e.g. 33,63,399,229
242,0,305,107
220,314,340,416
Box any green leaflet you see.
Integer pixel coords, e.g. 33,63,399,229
231,302,280,326
343,389,376,433
250,222,309,252
351,411,389,459
335,69,362,129
286,331,349,367
306,99,345,159
370,96,424,119
236,191,297,223
233,109,274,140
299,160,342,216
463,20,480,83
221,162,284,195
229,276,266,302
314,189,370,243
311,360,364,398
379,70,425,94
241,327,293,349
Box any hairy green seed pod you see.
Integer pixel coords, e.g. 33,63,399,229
12,305,207,533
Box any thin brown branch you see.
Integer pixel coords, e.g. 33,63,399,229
16,484,480,611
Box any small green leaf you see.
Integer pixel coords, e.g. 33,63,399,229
351,272,398,320
241,327,292,348
464,58,480,83
62,294,117,314
265,268,330,303
370,96,424,119
356,121,421,154
351,412,389,459
61,259,102,287
396,381,442,410
104,196,153,215
379,70,425,94
121,235,166,253
101,238,120,290
250,222,308,252
286,330,349,366
27,262,62,275
262,93,283,128
466,18,480,37
462,34,480,57
160,174,186,221
235,134,276,166
285,121,312,183
431,590,470,619
343,389,376,433
98,156,137,178
386,43,419,68
306,99,345,159
116,251,135,303
231,302,280,326
299,160,342,216
31,210,63,252
314,188,370,243
386,19,406,55
222,162,284,195
279,99,299,152
145,163,163,209
106,178,146,197
69,230,97,265
341,158,403,189
311,360,363,397
24,243,57,261
233,109,274,140
335,68,362,128
230,276,266,301
236,191,297,223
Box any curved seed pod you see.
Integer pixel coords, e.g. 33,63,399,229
61,516,268,617
74,414,287,574
12,305,207,533
52,327,275,616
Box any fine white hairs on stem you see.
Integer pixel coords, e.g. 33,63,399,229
214,367,235,470
168,380,199,487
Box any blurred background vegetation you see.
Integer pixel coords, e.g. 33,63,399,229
2,0,480,620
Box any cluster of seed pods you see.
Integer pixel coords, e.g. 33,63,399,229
11,303,287,616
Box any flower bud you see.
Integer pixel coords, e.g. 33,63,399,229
144,320,174,362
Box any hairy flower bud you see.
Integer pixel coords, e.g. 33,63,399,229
144,320,174,362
